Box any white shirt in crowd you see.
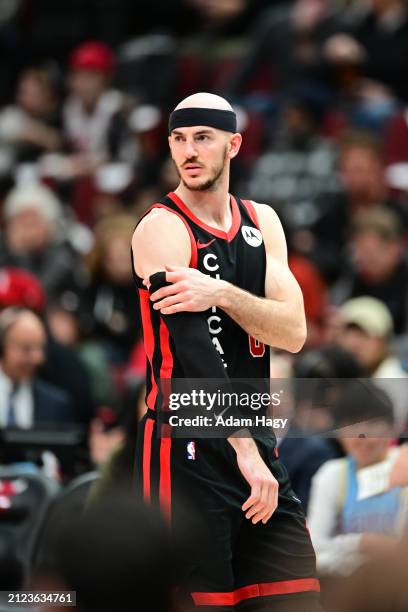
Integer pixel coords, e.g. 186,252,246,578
307,447,408,577
0,367,33,429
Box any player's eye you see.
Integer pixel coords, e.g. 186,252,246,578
196,134,209,141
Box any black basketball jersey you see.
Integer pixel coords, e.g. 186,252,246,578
131,191,269,412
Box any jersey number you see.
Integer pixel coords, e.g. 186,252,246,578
249,335,265,357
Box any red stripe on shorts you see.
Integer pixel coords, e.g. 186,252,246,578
191,577,320,606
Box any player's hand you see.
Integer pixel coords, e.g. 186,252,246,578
230,438,278,524
146,264,225,314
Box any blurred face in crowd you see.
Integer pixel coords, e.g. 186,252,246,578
337,324,386,372
351,231,403,283
68,70,108,109
187,0,246,23
340,146,385,204
6,209,51,254
284,104,316,140
1,312,46,382
339,420,393,468
102,235,133,285
16,70,55,117
169,126,239,192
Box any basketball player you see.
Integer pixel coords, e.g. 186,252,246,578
131,93,323,611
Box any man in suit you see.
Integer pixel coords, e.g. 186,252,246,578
0,307,75,429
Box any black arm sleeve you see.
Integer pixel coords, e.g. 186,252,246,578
149,271,229,380
149,272,248,433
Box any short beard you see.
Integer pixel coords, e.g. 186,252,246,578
177,146,228,192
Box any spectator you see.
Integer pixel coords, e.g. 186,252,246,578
277,346,362,510
334,296,408,432
87,382,146,504
0,183,81,299
0,267,46,313
0,307,76,430
0,267,95,426
332,207,408,335
0,64,62,175
308,382,408,577
81,214,141,364
324,0,408,102
63,41,126,169
228,0,343,98
248,86,336,232
309,132,407,282
289,252,329,348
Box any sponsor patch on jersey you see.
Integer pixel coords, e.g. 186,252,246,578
187,441,196,460
241,225,263,247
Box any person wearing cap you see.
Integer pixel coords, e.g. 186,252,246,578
336,296,408,432
0,183,80,300
63,41,125,165
332,206,408,336
308,381,408,580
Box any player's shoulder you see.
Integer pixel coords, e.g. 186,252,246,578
251,201,282,226
248,201,286,250
132,204,189,244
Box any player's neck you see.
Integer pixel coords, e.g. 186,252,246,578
174,179,232,230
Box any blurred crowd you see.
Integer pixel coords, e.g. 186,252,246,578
1,0,408,609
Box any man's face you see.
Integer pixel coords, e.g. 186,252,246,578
337,325,385,370
68,70,107,107
340,147,384,202
2,316,46,382
6,209,50,254
339,421,393,468
351,232,402,283
169,126,231,192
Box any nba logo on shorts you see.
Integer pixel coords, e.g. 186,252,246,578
187,441,196,460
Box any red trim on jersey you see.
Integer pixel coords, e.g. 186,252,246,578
159,319,174,379
168,192,241,242
241,199,260,229
143,417,154,502
191,578,320,606
159,319,173,410
159,427,172,522
139,289,158,409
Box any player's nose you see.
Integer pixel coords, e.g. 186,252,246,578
184,138,198,158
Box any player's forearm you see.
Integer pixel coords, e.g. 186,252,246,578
227,433,258,455
215,281,306,353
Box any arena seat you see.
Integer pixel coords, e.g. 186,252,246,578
0,469,60,592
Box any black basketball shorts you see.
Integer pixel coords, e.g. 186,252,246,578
136,413,320,611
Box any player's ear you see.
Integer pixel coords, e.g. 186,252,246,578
228,133,242,159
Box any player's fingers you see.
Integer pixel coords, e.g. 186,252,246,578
161,301,195,315
150,281,184,302
153,292,190,310
261,483,276,524
251,482,271,523
245,501,265,520
242,481,261,512
271,480,279,514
